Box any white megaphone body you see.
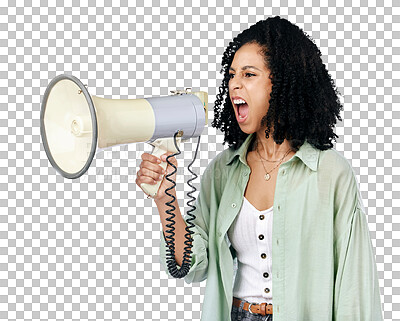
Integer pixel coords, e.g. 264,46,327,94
40,74,208,198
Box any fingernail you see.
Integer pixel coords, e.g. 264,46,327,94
158,175,163,180
161,155,166,161
157,159,161,163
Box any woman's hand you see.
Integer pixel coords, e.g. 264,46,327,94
135,152,178,202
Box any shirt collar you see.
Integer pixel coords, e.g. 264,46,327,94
225,132,320,171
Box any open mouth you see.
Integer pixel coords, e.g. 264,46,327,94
233,101,249,119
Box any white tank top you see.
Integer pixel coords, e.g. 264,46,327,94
227,196,273,304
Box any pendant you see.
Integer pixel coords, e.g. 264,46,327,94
264,173,270,181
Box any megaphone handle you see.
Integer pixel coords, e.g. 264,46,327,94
140,137,181,198
140,145,169,198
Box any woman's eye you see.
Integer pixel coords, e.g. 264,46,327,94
228,73,255,79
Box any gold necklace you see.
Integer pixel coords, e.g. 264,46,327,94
255,141,291,181
254,138,290,162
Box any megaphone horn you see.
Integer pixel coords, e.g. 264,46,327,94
40,74,208,198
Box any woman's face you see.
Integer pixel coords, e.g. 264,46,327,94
228,42,273,134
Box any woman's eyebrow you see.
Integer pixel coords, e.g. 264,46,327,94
229,65,261,71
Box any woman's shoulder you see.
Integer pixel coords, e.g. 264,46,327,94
320,145,353,168
318,145,358,182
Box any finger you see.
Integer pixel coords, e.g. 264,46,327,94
141,161,166,176
142,152,162,164
160,152,177,163
138,175,159,185
136,169,162,185
140,166,165,182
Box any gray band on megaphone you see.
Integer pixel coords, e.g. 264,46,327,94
145,94,206,143
40,74,98,179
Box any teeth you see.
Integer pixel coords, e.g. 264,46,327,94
233,99,246,105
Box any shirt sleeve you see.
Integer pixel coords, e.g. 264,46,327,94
333,205,384,321
158,158,216,284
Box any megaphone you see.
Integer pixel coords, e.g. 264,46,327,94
40,74,208,279
40,74,208,198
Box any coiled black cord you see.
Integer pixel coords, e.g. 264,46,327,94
164,130,201,278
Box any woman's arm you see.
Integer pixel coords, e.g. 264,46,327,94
158,158,218,284
332,158,384,321
333,205,383,321
155,192,191,268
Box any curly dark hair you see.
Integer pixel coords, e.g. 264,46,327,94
211,16,344,152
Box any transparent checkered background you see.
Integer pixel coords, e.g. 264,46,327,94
0,0,398,320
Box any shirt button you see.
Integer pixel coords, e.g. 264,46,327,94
264,288,270,293
259,214,264,220
258,234,264,240
261,253,266,259
281,169,285,175
263,272,269,278
277,205,280,211
232,203,236,208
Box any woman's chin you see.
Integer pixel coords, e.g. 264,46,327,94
238,124,255,135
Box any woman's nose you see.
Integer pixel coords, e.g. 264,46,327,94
230,77,242,89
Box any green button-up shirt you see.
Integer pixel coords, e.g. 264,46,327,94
159,132,383,321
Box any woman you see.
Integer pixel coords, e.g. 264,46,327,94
136,16,383,321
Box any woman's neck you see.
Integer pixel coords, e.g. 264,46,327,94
251,132,294,161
